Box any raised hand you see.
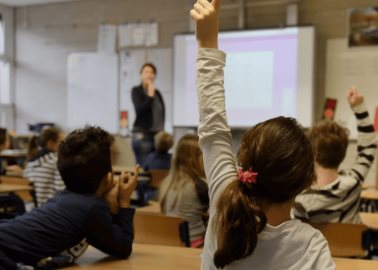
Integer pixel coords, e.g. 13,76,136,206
147,80,156,97
190,0,221,48
118,165,140,208
346,86,364,107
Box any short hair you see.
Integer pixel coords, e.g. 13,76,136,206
308,121,349,169
140,63,157,75
57,126,114,194
0,128,7,146
154,131,173,152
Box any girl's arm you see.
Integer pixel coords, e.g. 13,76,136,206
192,0,237,210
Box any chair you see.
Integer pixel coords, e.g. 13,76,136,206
134,212,190,247
309,222,372,258
148,169,169,189
0,194,26,220
0,176,36,206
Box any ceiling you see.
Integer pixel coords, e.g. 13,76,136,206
0,0,80,7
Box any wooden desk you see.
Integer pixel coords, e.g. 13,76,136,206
362,183,376,190
361,190,378,201
0,184,31,194
334,258,378,269
63,243,201,270
360,212,378,230
136,201,161,214
0,149,27,159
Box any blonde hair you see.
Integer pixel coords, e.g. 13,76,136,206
159,134,205,212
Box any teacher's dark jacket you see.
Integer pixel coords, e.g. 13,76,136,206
131,84,165,132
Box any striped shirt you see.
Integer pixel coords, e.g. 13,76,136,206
294,103,377,223
24,151,65,207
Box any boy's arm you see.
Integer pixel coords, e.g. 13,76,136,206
85,167,139,258
191,0,237,210
346,88,378,182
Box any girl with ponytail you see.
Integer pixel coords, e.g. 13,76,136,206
190,0,335,269
25,127,65,206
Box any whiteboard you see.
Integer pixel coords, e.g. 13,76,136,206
119,48,173,132
67,53,119,133
325,38,378,137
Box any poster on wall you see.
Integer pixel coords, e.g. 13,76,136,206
348,7,378,47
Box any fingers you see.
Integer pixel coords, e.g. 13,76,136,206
212,0,221,10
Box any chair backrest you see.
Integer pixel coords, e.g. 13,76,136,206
134,212,190,247
309,222,369,257
148,170,169,189
0,194,26,220
0,176,35,204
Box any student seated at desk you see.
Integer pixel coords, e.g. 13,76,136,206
294,88,378,223
24,127,65,206
190,1,334,269
160,134,209,247
0,126,139,270
0,127,11,175
143,131,173,171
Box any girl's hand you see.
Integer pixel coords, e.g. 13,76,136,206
346,86,364,107
190,0,221,49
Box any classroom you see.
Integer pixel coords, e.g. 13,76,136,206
0,0,378,269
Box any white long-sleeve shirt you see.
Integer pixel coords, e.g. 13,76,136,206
196,48,335,270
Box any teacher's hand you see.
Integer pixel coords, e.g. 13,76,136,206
147,81,156,97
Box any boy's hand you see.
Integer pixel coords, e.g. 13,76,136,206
190,0,221,48
118,165,140,208
347,86,364,107
103,173,119,215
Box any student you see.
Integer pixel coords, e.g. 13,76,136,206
294,87,377,223
159,134,209,247
190,0,334,269
24,127,65,206
0,128,11,175
143,131,173,171
0,126,139,269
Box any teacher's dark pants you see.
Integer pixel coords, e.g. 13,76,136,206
131,132,155,166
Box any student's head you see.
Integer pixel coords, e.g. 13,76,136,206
0,128,10,151
140,63,157,84
160,134,205,210
154,131,173,153
27,127,63,160
308,121,349,169
57,126,114,194
213,117,315,268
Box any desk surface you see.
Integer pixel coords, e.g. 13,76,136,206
334,258,378,269
0,184,31,193
360,212,378,230
361,190,378,201
62,244,378,270
0,149,27,158
136,201,161,214
64,243,201,270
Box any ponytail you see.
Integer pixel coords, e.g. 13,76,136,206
27,136,39,161
213,180,267,269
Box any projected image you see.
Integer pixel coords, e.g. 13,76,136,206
173,27,314,128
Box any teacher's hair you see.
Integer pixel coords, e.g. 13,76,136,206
213,117,315,268
140,63,157,75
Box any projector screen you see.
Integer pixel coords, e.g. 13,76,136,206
173,27,315,128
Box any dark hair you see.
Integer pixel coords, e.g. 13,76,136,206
57,126,114,194
140,62,157,75
0,128,7,146
27,127,61,160
308,121,349,169
213,117,315,268
154,131,173,153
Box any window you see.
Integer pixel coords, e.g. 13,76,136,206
0,15,11,105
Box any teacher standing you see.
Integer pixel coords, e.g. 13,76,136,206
131,63,165,166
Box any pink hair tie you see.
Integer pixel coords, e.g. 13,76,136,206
238,167,258,184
